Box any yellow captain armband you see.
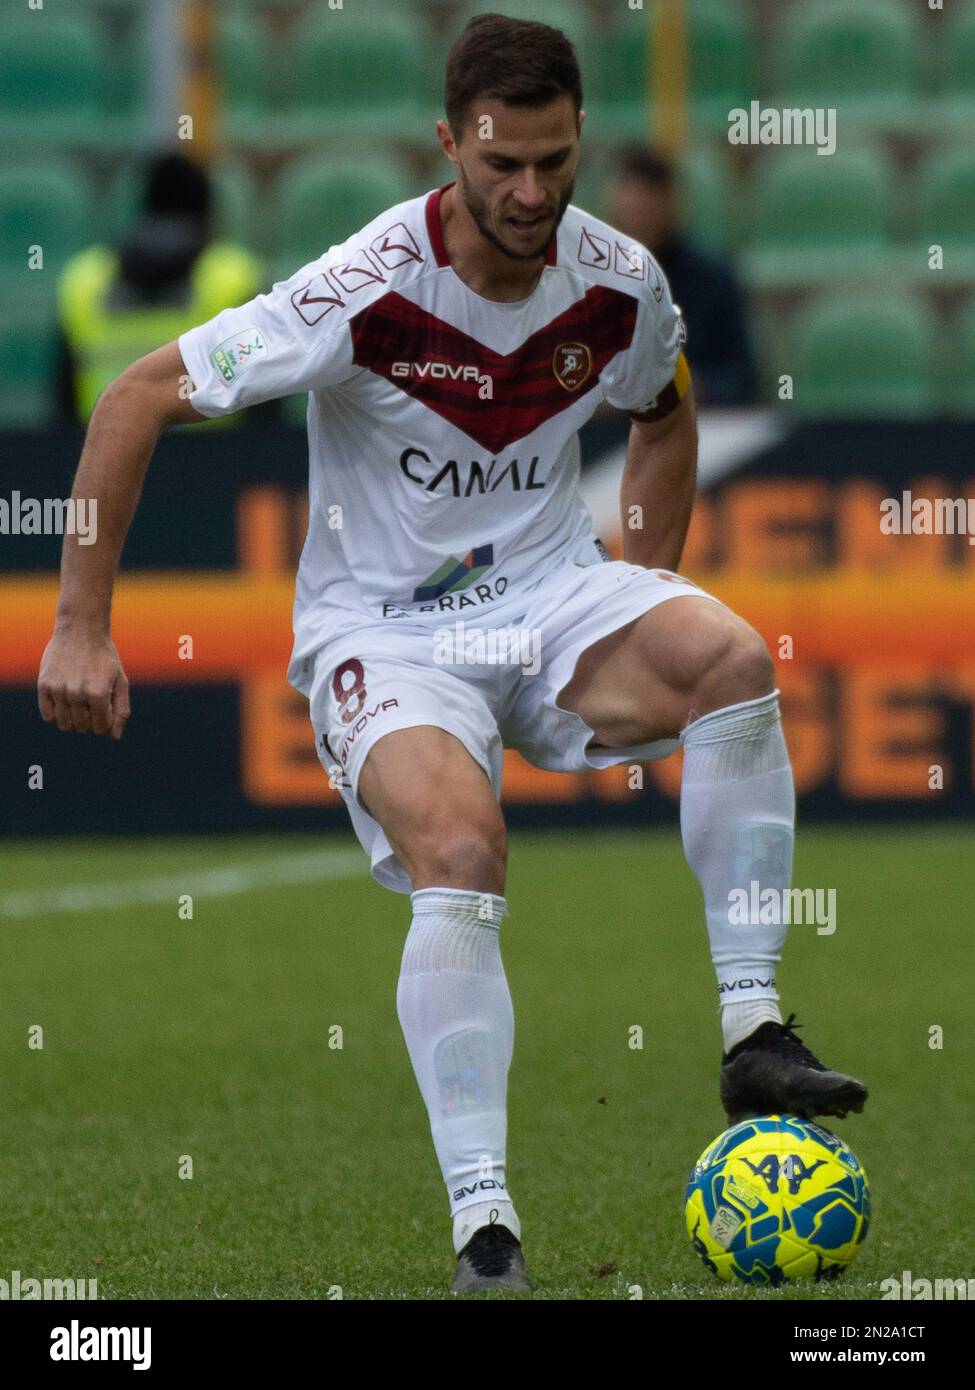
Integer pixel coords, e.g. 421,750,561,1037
629,351,691,424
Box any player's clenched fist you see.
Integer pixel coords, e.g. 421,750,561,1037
37,630,131,739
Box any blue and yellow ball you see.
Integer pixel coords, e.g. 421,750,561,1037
684,1114,870,1284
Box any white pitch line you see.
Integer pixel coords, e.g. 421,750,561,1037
0,849,368,919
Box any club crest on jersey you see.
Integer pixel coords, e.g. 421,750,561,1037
552,341,592,392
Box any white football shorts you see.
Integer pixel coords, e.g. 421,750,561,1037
308,555,725,893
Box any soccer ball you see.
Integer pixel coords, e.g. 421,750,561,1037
684,1114,870,1284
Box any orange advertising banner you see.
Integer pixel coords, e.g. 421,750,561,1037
4,568,974,682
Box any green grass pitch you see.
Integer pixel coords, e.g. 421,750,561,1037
0,825,968,1300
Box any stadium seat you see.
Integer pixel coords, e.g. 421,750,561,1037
743,146,896,288
272,11,429,144
952,299,975,414
587,0,752,141
790,293,937,417
680,145,734,253
211,165,263,254
0,304,56,429
0,163,96,307
271,156,417,278
934,2,975,130
212,0,299,8
688,0,754,131
775,0,920,131
567,157,607,222
218,10,269,147
914,147,975,283
0,13,111,147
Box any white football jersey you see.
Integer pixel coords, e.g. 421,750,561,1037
178,184,685,695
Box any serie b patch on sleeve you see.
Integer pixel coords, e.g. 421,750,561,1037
209,327,269,384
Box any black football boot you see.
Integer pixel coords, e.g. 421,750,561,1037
721,1013,868,1125
450,1216,532,1294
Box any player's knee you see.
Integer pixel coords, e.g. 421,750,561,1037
690,624,775,716
412,822,507,894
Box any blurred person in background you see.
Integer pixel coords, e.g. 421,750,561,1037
56,152,265,427
607,145,757,406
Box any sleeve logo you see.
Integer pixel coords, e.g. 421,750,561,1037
210,328,269,383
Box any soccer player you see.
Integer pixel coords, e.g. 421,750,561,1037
38,15,867,1294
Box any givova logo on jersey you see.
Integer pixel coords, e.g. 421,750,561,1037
392,360,493,398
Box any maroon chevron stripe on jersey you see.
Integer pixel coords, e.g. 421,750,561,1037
348,287,639,453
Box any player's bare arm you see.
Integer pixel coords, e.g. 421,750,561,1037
37,340,201,738
620,384,698,572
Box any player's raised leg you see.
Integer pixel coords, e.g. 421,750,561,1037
557,594,868,1123
358,727,530,1293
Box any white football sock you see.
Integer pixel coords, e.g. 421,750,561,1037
721,998,783,1054
396,887,518,1242
679,690,793,1055
453,1200,521,1255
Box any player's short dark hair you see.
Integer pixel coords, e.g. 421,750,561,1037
614,145,676,190
444,13,582,136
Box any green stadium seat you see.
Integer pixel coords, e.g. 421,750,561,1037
688,0,753,131
0,304,56,429
680,145,733,253
952,299,975,414
929,1,975,133
914,147,975,284
93,7,151,150
775,0,920,131
211,165,263,253
586,20,652,142
212,0,300,8
272,11,428,144
570,158,609,223
105,164,154,246
0,163,96,307
0,13,111,147
271,156,417,278
790,293,937,417
218,10,268,146
743,147,896,288
587,0,752,142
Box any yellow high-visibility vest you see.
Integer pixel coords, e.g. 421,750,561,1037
58,242,262,424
